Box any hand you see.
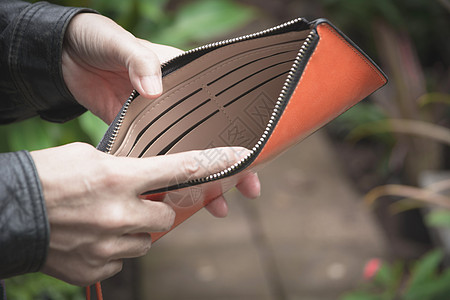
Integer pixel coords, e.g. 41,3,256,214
62,13,183,124
60,13,261,220
31,143,259,286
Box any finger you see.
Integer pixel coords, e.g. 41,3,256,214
118,147,251,194
89,260,123,286
126,46,163,98
137,39,184,65
110,233,152,260
124,39,184,98
128,200,175,233
205,195,228,218
236,172,261,199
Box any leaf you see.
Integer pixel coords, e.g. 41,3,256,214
364,184,450,209
418,92,450,107
373,263,393,286
5,272,83,299
340,290,383,300
348,119,450,147
6,118,54,151
425,210,450,228
137,0,168,23
375,261,404,297
404,268,450,300
151,0,256,48
407,249,444,288
77,112,109,145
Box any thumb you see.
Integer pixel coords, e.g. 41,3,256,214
125,44,163,98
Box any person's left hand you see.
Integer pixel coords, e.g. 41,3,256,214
62,13,182,124
61,13,261,219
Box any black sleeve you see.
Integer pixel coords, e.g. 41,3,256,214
0,0,96,279
0,151,48,279
0,0,96,124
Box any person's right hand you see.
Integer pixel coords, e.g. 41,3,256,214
30,143,258,286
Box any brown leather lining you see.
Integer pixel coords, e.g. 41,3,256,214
111,29,311,157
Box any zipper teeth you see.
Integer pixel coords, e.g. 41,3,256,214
188,30,317,185
160,18,304,69
106,18,305,155
106,90,137,154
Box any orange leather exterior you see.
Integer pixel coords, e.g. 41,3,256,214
253,23,387,166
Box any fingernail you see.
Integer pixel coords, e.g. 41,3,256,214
140,75,162,96
253,172,261,197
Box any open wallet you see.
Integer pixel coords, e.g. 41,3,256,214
97,17,388,242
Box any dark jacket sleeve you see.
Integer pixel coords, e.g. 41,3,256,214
0,1,95,279
0,0,95,124
0,151,48,279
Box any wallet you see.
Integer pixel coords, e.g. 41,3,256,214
97,17,388,241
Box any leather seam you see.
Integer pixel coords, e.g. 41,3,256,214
22,151,49,271
49,7,75,101
8,4,43,111
203,84,234,128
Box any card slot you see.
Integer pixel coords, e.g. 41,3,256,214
207,47,300,87
139,101,223,157
214,58,295,98
114,84,203,156
205,47,299,101
156,110,221,156
128,88,203,155
224,69,290,108
129,92,215,157
136,98,211,158
224,75,286,129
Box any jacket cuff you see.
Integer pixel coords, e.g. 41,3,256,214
8,2,95,123
0,151,49,278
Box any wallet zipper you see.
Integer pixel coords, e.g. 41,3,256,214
188,30,317,186
105,19,317,189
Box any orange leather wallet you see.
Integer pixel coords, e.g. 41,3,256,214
97,17,387,242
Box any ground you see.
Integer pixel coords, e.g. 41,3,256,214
131,130,387,300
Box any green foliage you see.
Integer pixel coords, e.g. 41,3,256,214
319,0,450,67
81,0,256,50
5,273,83,300
320,0,404,29
329,102,390,141
0,112,104,152
149,0,256,48
425,210,450,228
341,250,450,300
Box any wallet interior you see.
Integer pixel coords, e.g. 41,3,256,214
111,28,312,158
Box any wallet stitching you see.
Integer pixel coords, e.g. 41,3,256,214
203,83,234,126
321,23,387,85
121,40,303,155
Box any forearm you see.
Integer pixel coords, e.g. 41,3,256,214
0,151,48,279
0,0,95,124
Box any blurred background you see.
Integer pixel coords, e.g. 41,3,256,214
4,0,450,299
